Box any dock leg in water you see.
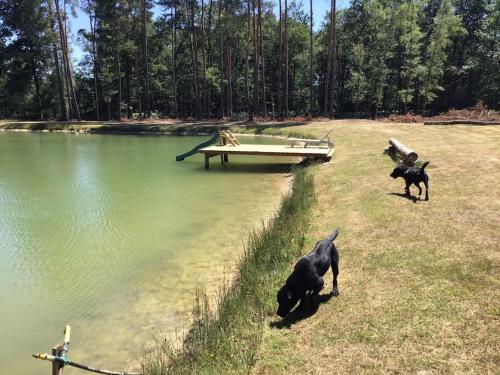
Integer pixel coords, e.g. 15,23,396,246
224,153,228,163
205,154,210,169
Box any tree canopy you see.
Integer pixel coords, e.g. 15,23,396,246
0,0,498,120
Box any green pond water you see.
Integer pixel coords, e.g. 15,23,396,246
0,132,293,374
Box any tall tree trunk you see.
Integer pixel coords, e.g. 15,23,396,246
52,43,67,120
324,0,334,116
284,0,289,117
61,47,72,118
187,0,201,119
31,56,42,119
171,4,178,117
328,0,337,118
48,0,67,120
218,0,225,118
201,0,208,117
206,0,213,115
141,0,150,118
61,0,78,119
89,10,99,120
227,45,233,117
251,0,259,119
245,0,251,115
257,0,266,116
117,51,122,120
278,0,283,118
126,58,132,119
309,0,314,117
135,52,143,120
54,0,80,120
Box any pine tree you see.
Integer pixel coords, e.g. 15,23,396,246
284,0,289,117
346,43,368,115
48,0,68,120
420,0,464,108
396,0,425,113
309,0,314,116
54,0,81,120
0,0,52,118
364,0,393,116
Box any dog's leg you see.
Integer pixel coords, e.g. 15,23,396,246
331,245,339,296
309,277,324,304
332,264,339,296
424,180,429,201
313,275,324,294
404,181,411,196
416,182,422,197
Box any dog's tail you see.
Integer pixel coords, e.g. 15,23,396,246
420,161,429,171
326,228,340,243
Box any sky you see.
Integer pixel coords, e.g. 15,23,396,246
70,0,348,63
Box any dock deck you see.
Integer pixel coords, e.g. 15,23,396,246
199,143,334,169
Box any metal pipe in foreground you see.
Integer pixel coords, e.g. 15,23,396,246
33,325,141,375
33,353,141,375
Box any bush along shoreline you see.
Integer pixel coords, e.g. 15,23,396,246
143,169,315,374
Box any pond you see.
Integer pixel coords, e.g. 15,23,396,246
0,132,293,374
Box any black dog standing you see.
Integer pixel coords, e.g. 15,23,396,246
390,161,430,200
276,229,340,318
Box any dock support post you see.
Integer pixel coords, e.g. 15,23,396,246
205,154,210,169
221,153,228,164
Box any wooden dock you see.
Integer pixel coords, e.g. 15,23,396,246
199,142,334,169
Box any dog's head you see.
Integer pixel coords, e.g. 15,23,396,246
390,165,406,179
276,285,299,318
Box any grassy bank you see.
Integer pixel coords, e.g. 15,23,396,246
0,119,307,135
251,120,500,374
0,119,210,134
143,169,316,374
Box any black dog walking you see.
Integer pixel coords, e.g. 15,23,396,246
276,229,340,318
390,161,430,200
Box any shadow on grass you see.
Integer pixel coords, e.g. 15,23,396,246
270,292,335,329
388,192,419,203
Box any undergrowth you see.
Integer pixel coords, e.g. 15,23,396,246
143,169,315,375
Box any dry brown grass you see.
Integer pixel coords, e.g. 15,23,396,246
377,113,424,123
251,120,500,374
440,102,500,122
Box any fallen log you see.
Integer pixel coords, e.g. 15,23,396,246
387,138,418,164
424,120,500,126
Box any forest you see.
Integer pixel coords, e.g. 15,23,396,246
0,0,498,121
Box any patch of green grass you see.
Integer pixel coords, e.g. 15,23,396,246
143,169,315,374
